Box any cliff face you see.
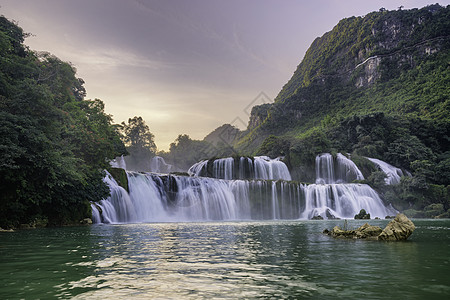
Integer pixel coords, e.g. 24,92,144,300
277,4,448,97
240,4,449,151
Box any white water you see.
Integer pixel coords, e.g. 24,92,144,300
188,156,291,181
93,154,399,223
92,173,396,223
316,153,364,184
149,156,176,173
367,157,407,185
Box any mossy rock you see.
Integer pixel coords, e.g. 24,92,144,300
108,168,129,192
354,209,371,219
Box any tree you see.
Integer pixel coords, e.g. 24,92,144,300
120,116,157,171
165,134,212,171
0,16,126,228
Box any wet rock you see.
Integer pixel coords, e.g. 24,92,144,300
327,223,382,240
355,223,382,239
326,209,340,220
324,213,415,241
80,218,93,225
378,213,415,241
354,209,370,219
0,227,14,232
311,215,324,220
330,225,356,238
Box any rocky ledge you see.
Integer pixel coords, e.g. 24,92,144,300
323,213,415,241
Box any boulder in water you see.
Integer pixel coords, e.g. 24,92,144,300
378,213,415,241
80,218,93,225
354,209,371,219
355,223,382,239
324,213,415,241
328,223,382,240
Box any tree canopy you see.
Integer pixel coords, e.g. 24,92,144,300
119,116,157,171
0,16,126,228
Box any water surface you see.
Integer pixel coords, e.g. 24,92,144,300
1,219,449,299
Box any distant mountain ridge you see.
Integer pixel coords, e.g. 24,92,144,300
228,4,449,154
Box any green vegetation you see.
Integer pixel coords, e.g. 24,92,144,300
118,116,156,171
233,5,450,215
0,16,126,228
160,134,213,171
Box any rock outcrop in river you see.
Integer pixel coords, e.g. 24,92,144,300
324,213,415,241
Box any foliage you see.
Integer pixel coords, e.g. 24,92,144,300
233,5,450,212
119,116,156,171
255,135,290,158
162,134,214,171
0,16,126,228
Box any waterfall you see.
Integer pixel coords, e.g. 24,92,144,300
92,171,136,223
254,156,292,181
300,183,393,220
315,153,335,184
92,172,396,223
92,152,398,223
366,157,408,185
188,156,291,181
149,156,176,173
316,153,364,184
213,157,235,180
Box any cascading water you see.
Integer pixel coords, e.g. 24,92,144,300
93,153,398,223
188,156,291,181
92,170,396,223
315,153,364,184
366,157,408,185
91,171,136,223
149,156,176,173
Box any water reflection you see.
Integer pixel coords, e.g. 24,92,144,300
1,220,449,299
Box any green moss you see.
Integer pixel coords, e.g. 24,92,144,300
108,168,129,192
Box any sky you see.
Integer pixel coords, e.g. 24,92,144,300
1,0,448,150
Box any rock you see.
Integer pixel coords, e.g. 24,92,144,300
108,167,129,192
354,209,370,219
323,214,415,241
385,215,395,219
330,225,356,238
355,223,382,239
80,218,93,225
378,213,415,241
326,223,382,240
0,227,14,232
311,215,324,220
326,209,340,220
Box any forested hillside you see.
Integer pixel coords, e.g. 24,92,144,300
232,5,449,215
0,16,126,228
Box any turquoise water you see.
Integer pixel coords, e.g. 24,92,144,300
1,219,449,299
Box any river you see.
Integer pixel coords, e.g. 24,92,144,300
1,219,449,299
